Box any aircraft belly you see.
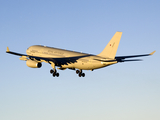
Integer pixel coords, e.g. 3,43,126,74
73,62,104,70
73,61,117,70
61,61,103,70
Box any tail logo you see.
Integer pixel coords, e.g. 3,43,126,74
110,42,115,47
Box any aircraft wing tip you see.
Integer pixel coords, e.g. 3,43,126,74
150,51,156,55
116,31,123,33
6,47,10,52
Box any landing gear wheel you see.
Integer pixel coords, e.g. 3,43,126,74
79,73,82,77
50,69,54,74
82,73,85,77
76,70,80,74
53,72,56,77
56,73,59,77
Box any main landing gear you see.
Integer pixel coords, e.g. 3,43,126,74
50,69,59,77
50,62,59,77
76,70,85,77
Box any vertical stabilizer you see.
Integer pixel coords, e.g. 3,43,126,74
98,32,122,59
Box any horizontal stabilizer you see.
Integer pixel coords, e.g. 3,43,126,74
120,59,142,62
94,58,142,62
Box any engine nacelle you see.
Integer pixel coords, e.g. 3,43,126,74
26,59,42,68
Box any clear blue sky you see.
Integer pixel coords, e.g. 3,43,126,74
0,0,159,120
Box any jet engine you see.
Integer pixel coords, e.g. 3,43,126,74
26,59,42,68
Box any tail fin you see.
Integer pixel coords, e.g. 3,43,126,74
98,32,122,59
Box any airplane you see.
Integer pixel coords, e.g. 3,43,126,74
6,32,155,77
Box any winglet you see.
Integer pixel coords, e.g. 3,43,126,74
150,51,156,55
6,47,10,52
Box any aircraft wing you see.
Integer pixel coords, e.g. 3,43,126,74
115,51,155,59
6,47,27,56
6,47,88,65
94,51,155,62
6,47,60,64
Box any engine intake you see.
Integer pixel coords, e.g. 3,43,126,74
26,59,42,68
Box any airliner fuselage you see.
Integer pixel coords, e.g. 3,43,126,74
26,45,117,70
